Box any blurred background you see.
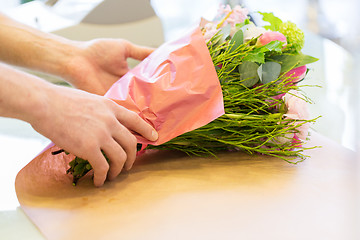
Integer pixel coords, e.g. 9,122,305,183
0,0,359,226
0,0,359,238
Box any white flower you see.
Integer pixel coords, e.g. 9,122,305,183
242,23,266,41
283,90,309,123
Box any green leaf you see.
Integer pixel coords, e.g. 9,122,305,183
235,18,251,29
238,61,260,87
235,19,248,29
257,62,281,84
260,40,283,53
229,29,244,52
242,41,283,63
268,53,319,73
243,52,265,63
259,12,283,31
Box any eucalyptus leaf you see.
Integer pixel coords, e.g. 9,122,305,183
229,29,244,52
257,62,281,84
238,61,260,87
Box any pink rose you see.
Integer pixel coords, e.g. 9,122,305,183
256,31,287,47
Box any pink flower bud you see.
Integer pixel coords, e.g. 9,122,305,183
283,65,307,83
273,66,307,100
256,31,287,46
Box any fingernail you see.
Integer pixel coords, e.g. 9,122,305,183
152,129,159,141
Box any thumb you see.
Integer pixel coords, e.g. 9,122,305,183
127,42,155,61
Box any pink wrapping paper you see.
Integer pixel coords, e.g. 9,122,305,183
17,27,224,187
105,27,224,145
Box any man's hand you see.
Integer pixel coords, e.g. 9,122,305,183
31,84,158,186
0,15,158,187
65,39,154,95
0,14,154,96
0,63,158,187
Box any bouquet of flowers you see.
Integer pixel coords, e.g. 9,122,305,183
148,5,319,158
54,4,319,185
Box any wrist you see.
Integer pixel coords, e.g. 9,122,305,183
19,76,54,127
41,38,83,81
0,63,53,125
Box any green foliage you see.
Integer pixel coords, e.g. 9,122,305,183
235,18,251,29
259,12,305,53
242,41,283,63
65,150,109,185
259,12,283,31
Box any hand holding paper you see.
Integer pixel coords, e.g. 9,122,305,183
33,27,225,186
105,28,224,145
65,39,155,95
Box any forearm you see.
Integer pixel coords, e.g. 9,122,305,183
0,14,80,79
0,63,50,124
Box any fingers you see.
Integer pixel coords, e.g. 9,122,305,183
88,150,109,187
93,115,141,185
127,41,155,61
104,125,137,180
90,138,134,186
70,98,158,187
101,140,127,181
111,125,137,171
115,106,158,142
98,106,158,184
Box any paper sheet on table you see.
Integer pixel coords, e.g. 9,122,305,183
14,133,357,240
